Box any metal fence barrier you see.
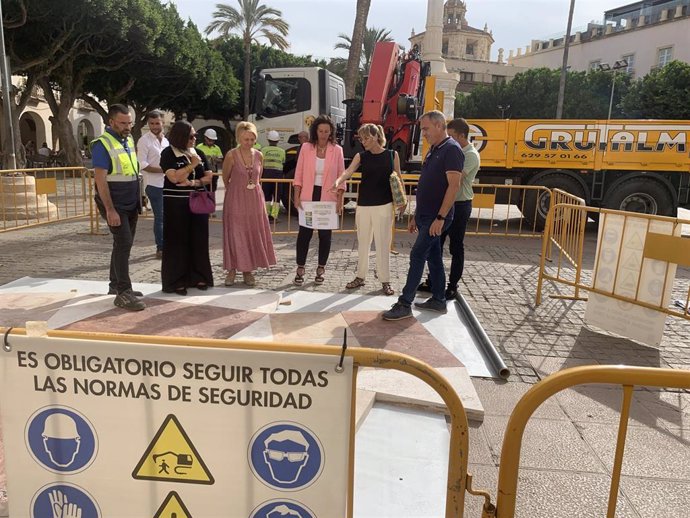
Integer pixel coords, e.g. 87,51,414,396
490,365,690,518
537,203,690,322
0,167,93,232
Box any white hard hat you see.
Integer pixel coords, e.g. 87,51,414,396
204,128,218,140
42,413,80,439
267,130,280,142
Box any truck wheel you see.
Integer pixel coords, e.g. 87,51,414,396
524,173,586,231
603,177,675,217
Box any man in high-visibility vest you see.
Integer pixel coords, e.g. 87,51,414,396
196,128,223,172
261,130,286,220
92,104,145,311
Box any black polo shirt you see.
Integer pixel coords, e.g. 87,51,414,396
416,137,464,218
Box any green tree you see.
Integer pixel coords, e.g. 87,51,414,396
454,67,631,120
621,61,690,119
205,0,289,120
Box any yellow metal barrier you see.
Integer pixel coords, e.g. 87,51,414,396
1,326,474,518
492,365,690,518
537,203,690,322
0,167,92,232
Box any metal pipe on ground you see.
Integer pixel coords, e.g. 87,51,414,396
455,292,510,379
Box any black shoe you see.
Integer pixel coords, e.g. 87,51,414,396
109,288,143,297
382,302,413,321
113,290,146,311
417,280,432,293
414,297,448,314
445,286,458,300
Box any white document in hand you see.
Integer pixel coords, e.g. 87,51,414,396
299,201,339,229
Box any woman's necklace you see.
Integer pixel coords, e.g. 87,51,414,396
316,143,327,157
239,148,256,190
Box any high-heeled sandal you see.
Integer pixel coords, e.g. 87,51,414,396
294,266,305,286
224,270,236,286
346,277,365,289
381,282,394,296
314,265,326,284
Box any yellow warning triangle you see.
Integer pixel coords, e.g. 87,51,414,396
132,414,214,484
153,491,193,518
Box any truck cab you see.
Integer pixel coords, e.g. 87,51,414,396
250,67,346,149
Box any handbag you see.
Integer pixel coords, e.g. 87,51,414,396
189,182,216,214
388,151,407,210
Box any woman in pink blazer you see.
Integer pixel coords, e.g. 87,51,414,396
293,115,346,285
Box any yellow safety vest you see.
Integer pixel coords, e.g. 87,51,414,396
196,143,223,159
92,132,139,181
262,145,286,171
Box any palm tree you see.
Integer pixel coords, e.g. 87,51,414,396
333,27,393,97
334,27,393,74
206,0,289,119
344,0,371,99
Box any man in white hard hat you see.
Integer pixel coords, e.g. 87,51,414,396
196,128,223,173
262,130,286,221
42,413,81,467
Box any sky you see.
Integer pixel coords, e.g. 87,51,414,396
170,0,630,62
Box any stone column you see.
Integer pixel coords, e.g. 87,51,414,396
422,0,459,118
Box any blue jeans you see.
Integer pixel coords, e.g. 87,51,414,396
145,185,164,250
399,214,451,306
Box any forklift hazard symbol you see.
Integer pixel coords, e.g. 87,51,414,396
132,414,214,484
153,491,193,518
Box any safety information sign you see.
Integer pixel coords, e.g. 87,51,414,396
0,335,353,517
585,214,680,346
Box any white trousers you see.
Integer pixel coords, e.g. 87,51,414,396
355,203,393,283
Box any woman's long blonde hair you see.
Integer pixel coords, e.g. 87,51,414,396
236,121,258,140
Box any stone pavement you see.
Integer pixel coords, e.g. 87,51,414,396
0,215,689,517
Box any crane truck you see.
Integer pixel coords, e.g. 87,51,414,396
250,43,690,228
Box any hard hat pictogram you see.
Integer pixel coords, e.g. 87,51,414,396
132,414,214,484
25,406,98,474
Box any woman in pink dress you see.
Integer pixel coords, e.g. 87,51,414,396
221,121,276,286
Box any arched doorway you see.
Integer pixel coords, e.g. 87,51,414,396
19,111,47,156
76,119,95,157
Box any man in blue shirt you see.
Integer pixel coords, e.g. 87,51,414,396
92,104,145,311
383,110,463,321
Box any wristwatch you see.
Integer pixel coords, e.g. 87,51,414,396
436,214,447,221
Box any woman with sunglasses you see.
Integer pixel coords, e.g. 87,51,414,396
159,120,214,295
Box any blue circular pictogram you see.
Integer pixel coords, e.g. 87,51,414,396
31,482,101,518
25,405,98,474
249,499,316,518
248,422,324,491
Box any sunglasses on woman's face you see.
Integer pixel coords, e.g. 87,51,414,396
189,133,197,140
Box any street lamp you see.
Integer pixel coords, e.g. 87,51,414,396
597,59,628,120
497,104,511,119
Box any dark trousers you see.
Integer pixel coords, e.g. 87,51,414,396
161,197,214,292
95,196,138,295
440,200,473,288
145,185,164,251
400,214,452,305
296,185,332,266
262,168,283,202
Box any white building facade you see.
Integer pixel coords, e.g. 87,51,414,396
410,0,526,93
508,0,690,77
